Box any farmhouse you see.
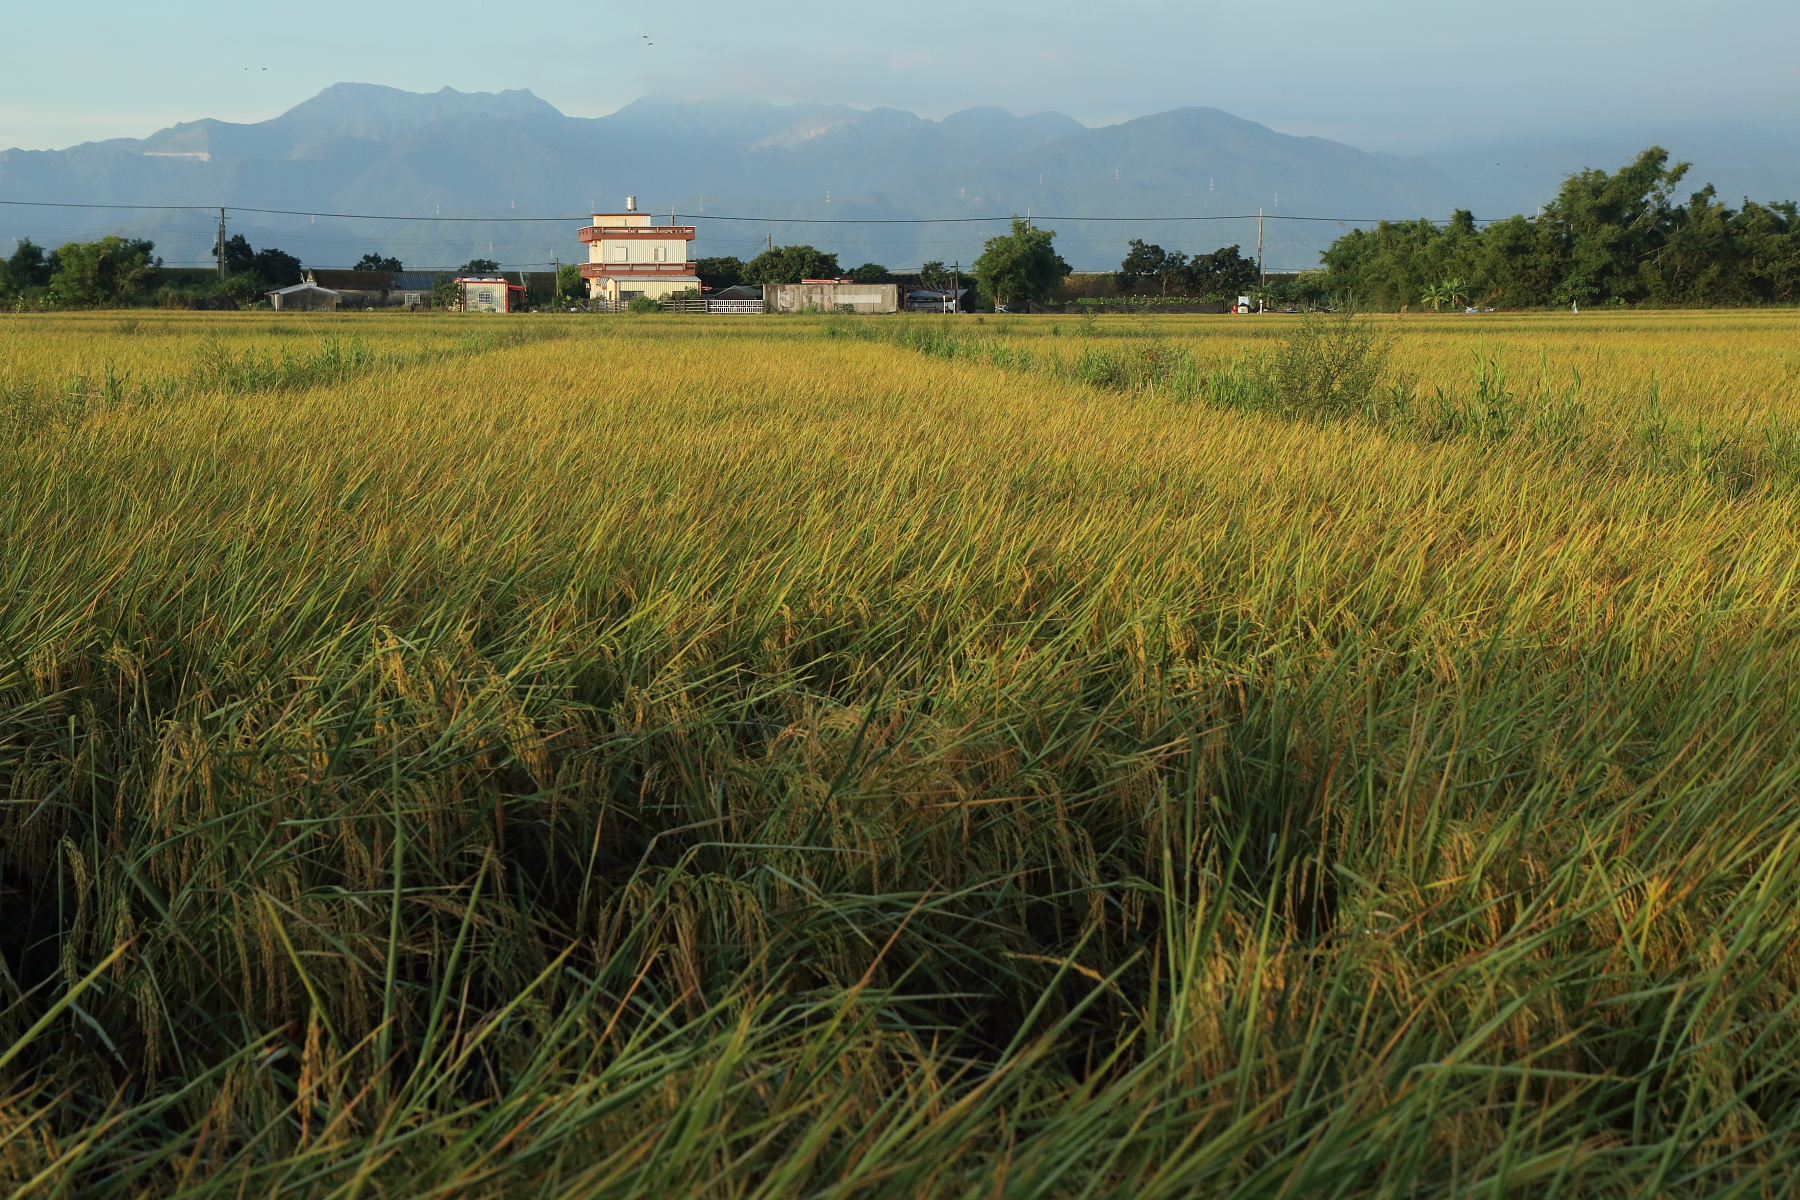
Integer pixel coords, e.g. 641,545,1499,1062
268,282,340,311
392,271,441,307
303,269,402,307
300,269,443,308
577,195,701,306
458,276,525,313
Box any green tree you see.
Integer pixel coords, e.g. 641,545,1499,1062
48,236,159,306
1541,147,1689,305
357,253,404,271
556,263,585,301
847,262,890,283
252,246,304,288
218,272,267,301
1281,270,1335,310
459,258,500,273
5,238,52,292
214,233,258,275
1551,274,1599,309
206,235,302,289
695,256,745,290
431,273,458,309
1185,244,1261,296
971,217,1070,308
741,245,841,286
1726,199,1800,303
1117,239,1186,295
918,261,953,289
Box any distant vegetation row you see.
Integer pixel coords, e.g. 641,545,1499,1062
5,148,1795,311
1321,148,1800,310
0,237,595,312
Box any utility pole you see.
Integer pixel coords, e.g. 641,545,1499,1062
952,260,959,315
1256,206,1265,311
215,207,227,279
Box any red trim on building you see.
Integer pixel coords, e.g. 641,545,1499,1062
579,263,698,279
578,226,697,243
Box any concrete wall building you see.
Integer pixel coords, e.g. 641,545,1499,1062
767,280,900,314
577,195,701,305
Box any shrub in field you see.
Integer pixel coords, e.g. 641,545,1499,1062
626,294,662,314
1261,308,1392,420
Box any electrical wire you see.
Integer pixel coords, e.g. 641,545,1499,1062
0,197,1506,227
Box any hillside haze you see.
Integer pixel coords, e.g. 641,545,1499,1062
0,83,1474,272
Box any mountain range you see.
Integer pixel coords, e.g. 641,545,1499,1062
2,84,1795,274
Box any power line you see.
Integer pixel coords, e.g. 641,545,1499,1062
0,196,1510,227
0,198,575,222
676,212,1504,226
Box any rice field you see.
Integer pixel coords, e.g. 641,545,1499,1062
4,307,1800,1197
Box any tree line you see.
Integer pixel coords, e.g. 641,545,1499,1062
694,246,886,291
3,236,167,306
0,234,593,309
694,226,1264,310
693,219,1074,309
1320,147,1800,310
1115,240,1260,297
1,232,310,308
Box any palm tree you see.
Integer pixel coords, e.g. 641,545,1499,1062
1444,279,1471,310
1420,282,1451,312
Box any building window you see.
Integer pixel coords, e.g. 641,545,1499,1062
478,290,493,303
612,247,629,262
653,246,667,262
404,293,420,305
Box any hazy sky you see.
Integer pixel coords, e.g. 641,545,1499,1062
4,0,1798,153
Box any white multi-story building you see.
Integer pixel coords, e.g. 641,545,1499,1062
577,195,700,305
